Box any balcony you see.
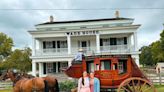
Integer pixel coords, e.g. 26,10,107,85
34,45,134,56
100,45,134,53
35,48,68,56
71,47,96,55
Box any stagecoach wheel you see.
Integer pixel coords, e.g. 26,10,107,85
117,77,156,92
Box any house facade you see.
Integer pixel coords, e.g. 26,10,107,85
28,15,141,77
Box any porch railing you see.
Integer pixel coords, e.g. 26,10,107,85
34,45,135,56
35,48,68,56
71,47,97,56
100,45,134,53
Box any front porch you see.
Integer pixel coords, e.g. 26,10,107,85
32,60,71,77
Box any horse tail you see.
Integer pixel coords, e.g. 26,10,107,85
44,80,49,92
55,79,59,92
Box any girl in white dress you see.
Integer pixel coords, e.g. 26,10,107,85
78,71,90,92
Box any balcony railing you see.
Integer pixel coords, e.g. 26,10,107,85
71,47,96,55
35,48,68,56
34,45,134,56
100,45,133,53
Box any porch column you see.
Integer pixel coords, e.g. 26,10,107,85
32,37,36,56
56,62,58,73
96,34,100,53
38,63,43,77
67,35,71,54
133,32,138,51
32,61,36,76
128,35,132,51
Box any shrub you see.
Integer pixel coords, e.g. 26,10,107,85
59,80,77,92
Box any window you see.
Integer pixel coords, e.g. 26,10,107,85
86,61,94,73
78,40,90,48
118,60,127,74
47,63,54,73
60,41,67,48
43,41,56,49
81,41,87,47
118,62,123,73
110,38,117,45
100,39,110,46
101,60,111,70
58,62,68,72
117,38,124,45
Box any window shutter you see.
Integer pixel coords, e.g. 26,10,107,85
53,63,56,73
124,37,127,44
53,41,56,48
57,41,60,48
43,63,46,74
58,62,60,72
100,39,103,46
43,41,46,49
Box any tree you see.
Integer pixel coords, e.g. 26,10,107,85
139,46,154,66
0,32,13,59
1,48,32,72
150,41,164,63
160,30,164,50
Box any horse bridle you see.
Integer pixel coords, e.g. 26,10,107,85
13,74,22,87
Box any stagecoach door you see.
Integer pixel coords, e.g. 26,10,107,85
98,58,119,87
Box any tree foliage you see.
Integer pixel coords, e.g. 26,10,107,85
139,46,154,66
0,48,32,72
140,30,164,66
0,32,13,59
160,30,164,50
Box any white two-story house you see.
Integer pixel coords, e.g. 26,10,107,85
28,13,140,77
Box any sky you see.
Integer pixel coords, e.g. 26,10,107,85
0,0,164,50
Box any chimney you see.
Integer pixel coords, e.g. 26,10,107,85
115,10,120,18
49,15,54,22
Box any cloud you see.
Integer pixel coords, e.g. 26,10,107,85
0,0,163,49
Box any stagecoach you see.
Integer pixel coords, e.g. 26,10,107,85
64,55,156,92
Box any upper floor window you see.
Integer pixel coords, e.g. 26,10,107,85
110,38,117,45
43,41,54,49
59,41,67,48
43,40,67,49
100,39,110,46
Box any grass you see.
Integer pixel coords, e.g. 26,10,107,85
0,85,164,92
155,85,164,92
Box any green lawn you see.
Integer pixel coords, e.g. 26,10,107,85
155,85,164,92
0,85,164,92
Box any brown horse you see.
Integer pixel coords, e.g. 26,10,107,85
0,70,49,92
17,72,59,92
42,76,59,92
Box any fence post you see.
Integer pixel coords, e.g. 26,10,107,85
159,68,162,85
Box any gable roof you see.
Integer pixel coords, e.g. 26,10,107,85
36,17,133,26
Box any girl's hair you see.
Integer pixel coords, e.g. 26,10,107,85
82,71,87,85
82,77,84,85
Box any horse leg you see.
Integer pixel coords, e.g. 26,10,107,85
13,86,20,92
55,79,59,92
44,80,49,92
